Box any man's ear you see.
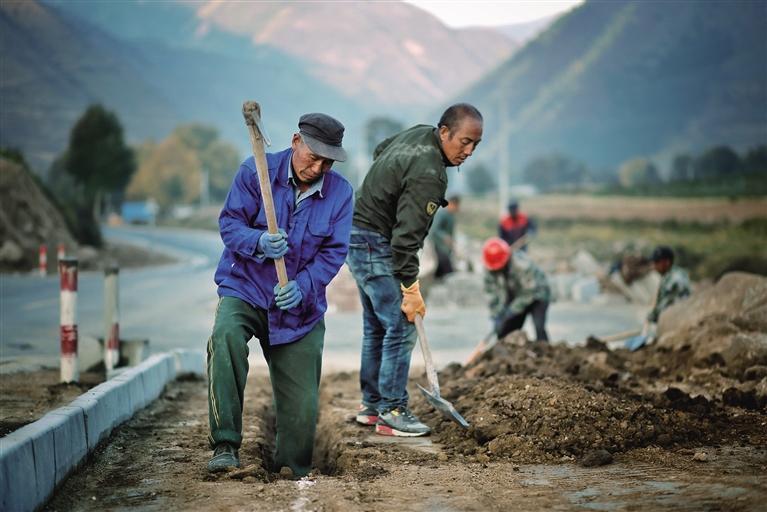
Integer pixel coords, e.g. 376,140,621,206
438,125,451,141
291,133,301,149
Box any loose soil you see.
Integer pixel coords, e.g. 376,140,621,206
44,350,766,511
0,369,103,436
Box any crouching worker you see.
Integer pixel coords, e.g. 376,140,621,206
482,237,551,341
206,113,353,477
645,245,691,329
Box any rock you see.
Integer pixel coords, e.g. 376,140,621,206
279,466,295,480
693,451,709,462
744,365,767,381
0,240,23,263
242,476,257,484
580,449,613,467
227,464,267,481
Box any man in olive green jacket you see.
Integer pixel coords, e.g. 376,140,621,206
347,104,483,437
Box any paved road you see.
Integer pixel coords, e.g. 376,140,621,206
0,226,644,372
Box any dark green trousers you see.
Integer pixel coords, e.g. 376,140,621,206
207,296,324,477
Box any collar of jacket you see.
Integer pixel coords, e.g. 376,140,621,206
277,148,330,199
432,128,452,167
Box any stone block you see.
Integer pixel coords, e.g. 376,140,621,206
44,406,87,486
0,432,39,512
173,349,206,376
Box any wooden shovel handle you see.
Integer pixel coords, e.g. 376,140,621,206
243,101,288,287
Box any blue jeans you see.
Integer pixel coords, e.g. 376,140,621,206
346,227,417,412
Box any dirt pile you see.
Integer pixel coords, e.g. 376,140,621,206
0,157,76,271
413,307,767,464
657,272,767,378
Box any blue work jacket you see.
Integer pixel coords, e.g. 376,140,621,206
214,148,353,345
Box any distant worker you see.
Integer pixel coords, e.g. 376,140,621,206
646,245,691,324
431,195,461,280
498,199,535,249
347,103,483,437
482,237,550,341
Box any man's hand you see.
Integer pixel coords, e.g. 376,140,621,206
273,281,302,310
400,280,426,322
257,229,288,259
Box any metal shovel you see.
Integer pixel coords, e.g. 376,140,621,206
414,314,470,428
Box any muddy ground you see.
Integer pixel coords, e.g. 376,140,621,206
45,339,766,511
0,369,102,436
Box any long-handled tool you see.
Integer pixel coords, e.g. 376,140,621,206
242,101,287,287
414,314,470,428
464,331,496,366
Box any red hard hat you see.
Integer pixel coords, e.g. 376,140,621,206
482,237,510,271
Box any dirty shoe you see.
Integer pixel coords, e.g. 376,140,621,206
355,404,379,425
375,407,431,437
207,443,240,472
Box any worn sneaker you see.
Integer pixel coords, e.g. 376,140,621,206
375,407,431,437
207,442,240,473
355,404,379,425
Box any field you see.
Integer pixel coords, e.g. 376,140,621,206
460,195,767,279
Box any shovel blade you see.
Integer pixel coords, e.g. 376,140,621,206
624,334,648,352
418,384,470,428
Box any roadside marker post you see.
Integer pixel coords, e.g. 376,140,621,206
57,243,66,262
38,244,47,276
59,257,79,383
104,265,120,371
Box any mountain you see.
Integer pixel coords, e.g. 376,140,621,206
48,0,516,108
189,1,516,106
6,0,516,173
0,0,177,172
496,13,562,45
458,0,767,174
3,0,367,172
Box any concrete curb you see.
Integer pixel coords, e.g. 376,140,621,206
0,349,205,512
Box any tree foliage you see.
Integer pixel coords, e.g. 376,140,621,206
694,145,741,180
126,124,240,209
618,158,661,188
365,117,404,156
46,105,136,245
66,104,136,200
466,163,496,196
522,154,589,192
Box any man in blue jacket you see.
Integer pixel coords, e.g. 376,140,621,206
206,113,353,477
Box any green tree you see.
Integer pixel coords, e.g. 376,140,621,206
466,163,496,196
127,124,240,209
669,154,693,182
693,145,740,180
522,153,588,192
62,104,135,245
743,145,767,173
618,158,660,188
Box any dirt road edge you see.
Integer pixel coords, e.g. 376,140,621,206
0,349,205,512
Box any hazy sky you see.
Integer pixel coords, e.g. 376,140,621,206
404,0,583,27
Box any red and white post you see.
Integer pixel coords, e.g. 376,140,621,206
57,243,66,262
38,244,47,276
59,257,79,383
104,265,120,370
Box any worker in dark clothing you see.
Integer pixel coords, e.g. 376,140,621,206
431,195,460,280
347,103,483,437
498,200,535,249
